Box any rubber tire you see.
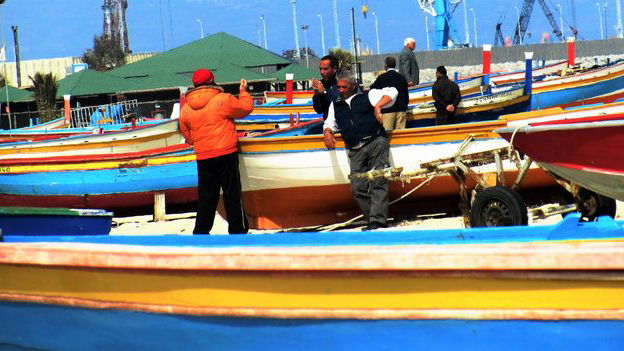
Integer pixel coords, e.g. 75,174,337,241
470,186,529,227
576,188,617,221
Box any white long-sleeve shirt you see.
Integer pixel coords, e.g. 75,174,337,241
323,87,399,132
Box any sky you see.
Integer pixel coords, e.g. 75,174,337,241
1,0,621,61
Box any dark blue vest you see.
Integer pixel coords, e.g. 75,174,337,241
334,92,385,149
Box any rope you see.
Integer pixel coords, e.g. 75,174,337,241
318,175,436,232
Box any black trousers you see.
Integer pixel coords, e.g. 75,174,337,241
435,109,457,125
194,152,248,234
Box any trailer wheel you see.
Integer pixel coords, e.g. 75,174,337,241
575,189,616,221
470,186,528,227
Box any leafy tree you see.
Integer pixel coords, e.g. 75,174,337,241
329,48,354,71
29,72,58,122
82,35,126,71
0,72,5,88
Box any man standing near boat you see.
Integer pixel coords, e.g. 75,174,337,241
432,66,462,125
179,69,253,235
323,71,398,231
370,57,409,130
312,55,340,119
399,38,419,87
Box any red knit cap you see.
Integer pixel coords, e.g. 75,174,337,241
192,68,215,87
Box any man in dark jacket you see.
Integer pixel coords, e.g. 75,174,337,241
312,55,340,119
432,66,462,125
323,71,398,231
370,57,409,130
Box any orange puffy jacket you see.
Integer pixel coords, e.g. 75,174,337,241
179,86,253,160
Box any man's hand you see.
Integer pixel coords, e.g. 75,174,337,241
374,105,383,124
446,105,455,112
239,79,248,93
323,128,336,150
312,78,326,94
407,81,415,87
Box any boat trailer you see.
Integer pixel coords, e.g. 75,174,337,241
349,135,581,228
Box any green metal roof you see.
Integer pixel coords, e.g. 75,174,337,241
0,85,33,103
119,63,274,93
111,32,290,79
271,63,320,82
56,69,136,98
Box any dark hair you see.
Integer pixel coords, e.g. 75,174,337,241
436,66,447,76
384,57,396,69
320,55,340,69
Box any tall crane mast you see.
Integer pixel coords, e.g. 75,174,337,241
416,0,464,50
513,0,563,45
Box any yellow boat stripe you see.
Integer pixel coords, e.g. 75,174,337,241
1,265,623,311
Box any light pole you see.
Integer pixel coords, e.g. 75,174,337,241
556,4,563,40
597,2,604,39
603,1,609,38
196,19,204,39
301,24,310,68
317,14,326,55
514,6,522,45
470,8,477,47
333,0,340,48
372,12,380,54
290,0,301,59
424,13,430,51
260,15,268,49
463,0,470,46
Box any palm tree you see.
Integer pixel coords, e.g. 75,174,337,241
82,35,126,71
29,72,58,122
329,48,354,71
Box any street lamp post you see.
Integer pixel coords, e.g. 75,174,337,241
372,12,380,54
556,4,564,40
317,14,326,55
260,15,268,49
597,2,604,39
196,18,204,39
424,13,430,51
301,24,310,68
470,8,477,47
514,6,522,45
333,0,340,48
290,0,301,59
463,0,470,46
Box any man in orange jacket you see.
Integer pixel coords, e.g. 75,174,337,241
179,69,254,234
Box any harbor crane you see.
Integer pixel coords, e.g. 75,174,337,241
513,0,565,45
416,0,465,50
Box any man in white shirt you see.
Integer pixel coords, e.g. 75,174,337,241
323,71,398,231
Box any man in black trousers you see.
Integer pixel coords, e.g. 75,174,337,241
432,66,462,125
370,57,410,130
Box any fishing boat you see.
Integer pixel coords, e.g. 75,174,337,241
496,113,624,202
1,214,623,350
408,85,530,127
0,207,113,235
0,144,198,210
505,60,624,109
0,119,184,160
489,60,568,85
237,119,553,229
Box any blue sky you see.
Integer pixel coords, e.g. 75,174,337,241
1,0,619,61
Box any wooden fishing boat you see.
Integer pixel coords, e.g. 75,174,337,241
496,113,624,202
0,144,198,210
0,119,185,160
237,120,554,229
0,207,113,235
515,60,624,109
489,60,568,85
1,214,623,350
408,85,530,127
